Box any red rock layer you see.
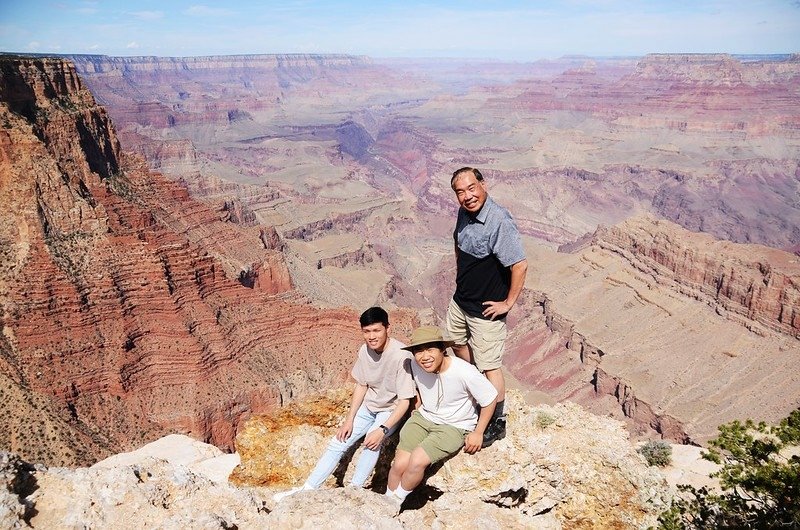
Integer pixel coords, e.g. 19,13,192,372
510,53,800,136
0,57,396,466
594,217,800,338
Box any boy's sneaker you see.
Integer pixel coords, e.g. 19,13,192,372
272,486,305,502
482,415,507,448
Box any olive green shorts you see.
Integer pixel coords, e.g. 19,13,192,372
397,411,468,464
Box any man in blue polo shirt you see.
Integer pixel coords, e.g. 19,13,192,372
446,167,528,446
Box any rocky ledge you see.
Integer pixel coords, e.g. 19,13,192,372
1,390,670,529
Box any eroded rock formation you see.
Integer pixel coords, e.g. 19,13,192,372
505,216,800,444
595,216,800,338
0,56,408,467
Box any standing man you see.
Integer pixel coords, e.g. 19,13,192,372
446,167,528,446
273,306,415,501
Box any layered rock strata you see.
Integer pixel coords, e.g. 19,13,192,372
0,57,404,466
505,216,800,444
68,53,382,130
595,217,800,338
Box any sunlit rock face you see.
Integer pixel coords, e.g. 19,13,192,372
594,217,800,339
505,216,800,445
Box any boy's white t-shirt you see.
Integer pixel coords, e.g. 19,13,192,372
411,355,497,431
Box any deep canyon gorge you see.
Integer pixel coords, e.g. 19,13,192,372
1,52,798,473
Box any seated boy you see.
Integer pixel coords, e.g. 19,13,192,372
274,307,415,501
386,326,497,507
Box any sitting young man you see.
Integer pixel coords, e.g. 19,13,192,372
385,326,497,507
274,307,415,501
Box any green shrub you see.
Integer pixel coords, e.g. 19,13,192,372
536,411,556,429
639,439,673,467
658,408,800,529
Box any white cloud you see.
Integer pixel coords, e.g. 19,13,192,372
130,11,164,21
184,5,235,17
26,41,40,51
126,41,140,49
89,44,100,50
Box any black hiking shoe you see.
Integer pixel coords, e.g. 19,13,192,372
482,415,507,448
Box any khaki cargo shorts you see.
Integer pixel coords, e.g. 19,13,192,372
445,298,506,372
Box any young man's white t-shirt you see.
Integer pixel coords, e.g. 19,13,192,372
411,355,497,431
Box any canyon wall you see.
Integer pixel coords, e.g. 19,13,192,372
67,53,392,130
595,217,800,338
506,216,800,444
0,57,417,467
70,53,371,74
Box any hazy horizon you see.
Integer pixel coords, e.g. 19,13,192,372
1,1,799,61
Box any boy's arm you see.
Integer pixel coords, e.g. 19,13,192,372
464,398,496,454
363,397,411,449
337,382,368,442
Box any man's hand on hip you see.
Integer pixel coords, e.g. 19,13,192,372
482,300,511,320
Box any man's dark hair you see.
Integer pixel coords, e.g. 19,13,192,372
360,306,389,328
451,167,484,189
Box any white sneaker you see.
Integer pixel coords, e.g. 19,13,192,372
272,486,305,502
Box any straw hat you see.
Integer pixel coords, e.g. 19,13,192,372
402,326,455,350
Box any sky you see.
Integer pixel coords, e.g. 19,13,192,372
1,0,799,60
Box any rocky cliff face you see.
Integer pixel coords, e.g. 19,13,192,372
595,217,800,338
505,216,800,444
0,57,392,467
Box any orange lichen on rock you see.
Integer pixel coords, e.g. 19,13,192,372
230,389,350,487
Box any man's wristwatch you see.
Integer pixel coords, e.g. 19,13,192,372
379,424,389,435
